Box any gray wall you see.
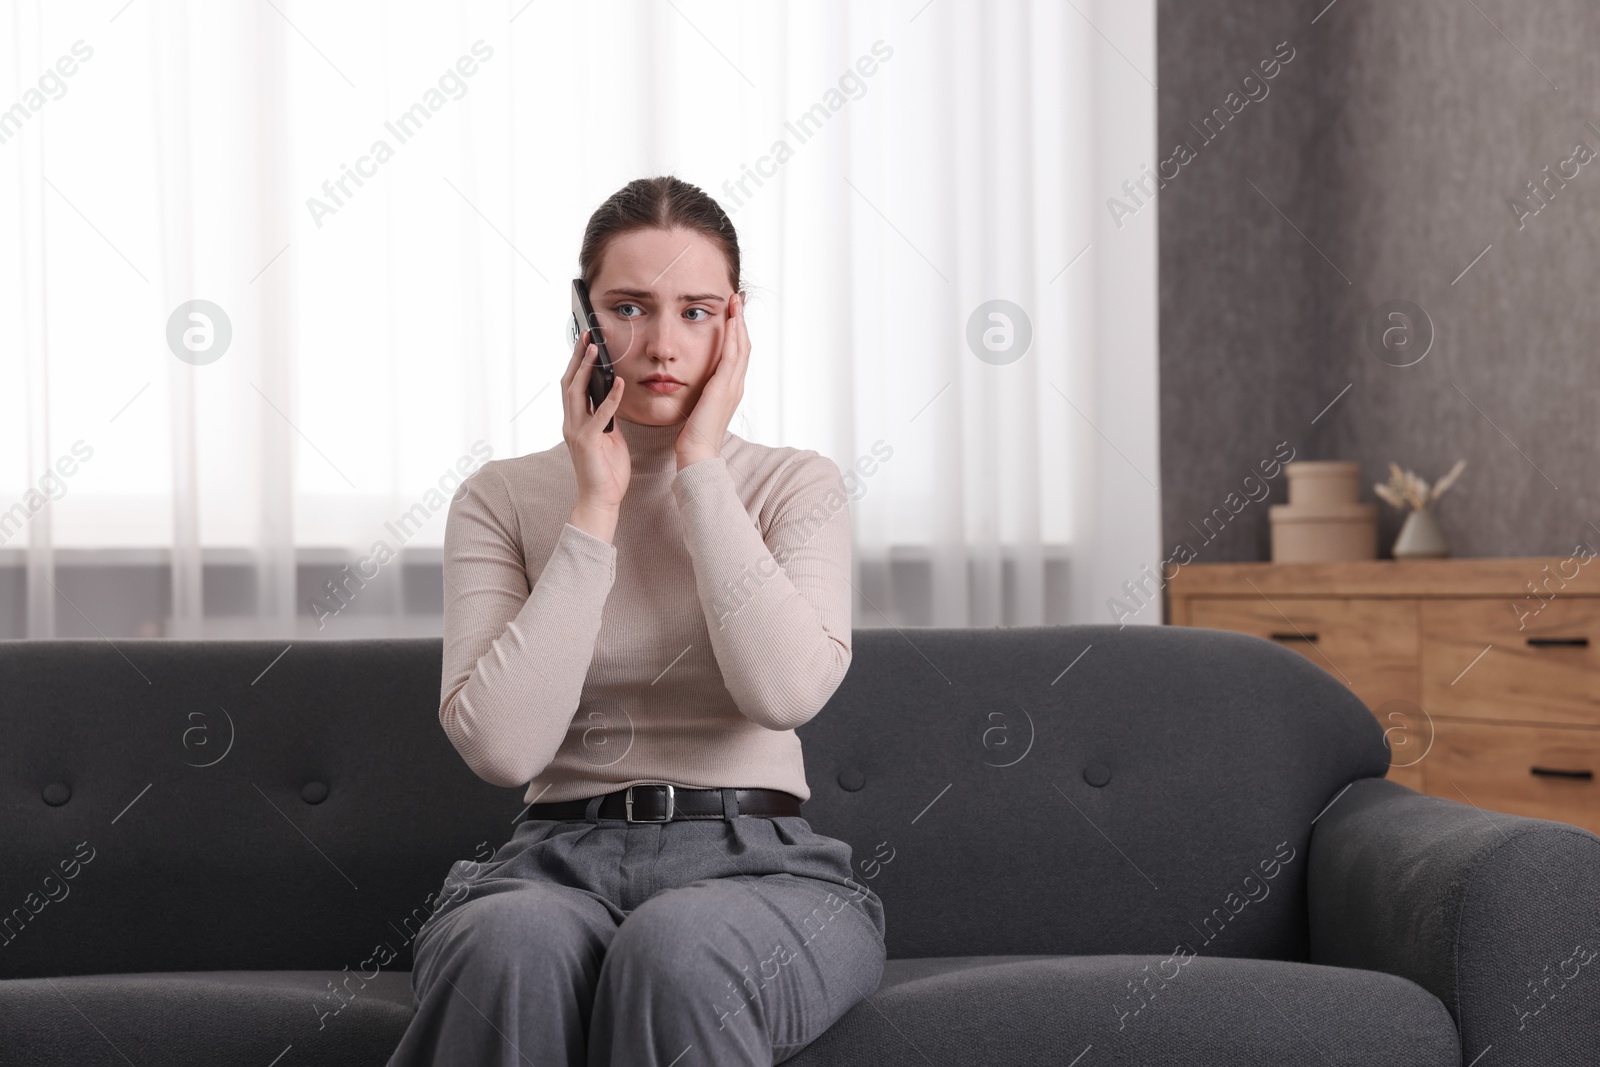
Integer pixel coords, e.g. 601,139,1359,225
1157,0,1600,581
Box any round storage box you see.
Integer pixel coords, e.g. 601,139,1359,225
1284,460,1363,507
1269,501,1377,562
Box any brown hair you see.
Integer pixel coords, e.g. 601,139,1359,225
578,175,744,296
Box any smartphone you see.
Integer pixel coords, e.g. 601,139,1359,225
569,278,616,432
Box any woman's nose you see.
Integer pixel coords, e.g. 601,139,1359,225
640,320,680,361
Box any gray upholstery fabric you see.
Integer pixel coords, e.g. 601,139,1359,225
0,955,1460,1067
793,954,1461,1067
788,624,1393,963
1309,776,1600,1066
0,970,416,1067
0,625,1591,1065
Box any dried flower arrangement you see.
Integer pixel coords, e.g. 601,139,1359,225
1373,460,1466,513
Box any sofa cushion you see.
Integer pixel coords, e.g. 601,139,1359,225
792,954,1461,1066
0,969,415,1067
0,955,1457,1067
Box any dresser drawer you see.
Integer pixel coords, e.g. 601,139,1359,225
1187,597,1419,710
1422,598,1600,726
1422,719,1600,835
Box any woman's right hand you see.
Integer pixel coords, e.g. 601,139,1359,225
562,328,630,527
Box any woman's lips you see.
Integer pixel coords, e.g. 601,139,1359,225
640,379,684,393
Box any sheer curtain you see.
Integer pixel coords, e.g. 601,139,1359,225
0,0,1159,639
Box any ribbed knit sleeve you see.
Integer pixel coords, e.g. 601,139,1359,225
438,464,617,787
671,452,853,730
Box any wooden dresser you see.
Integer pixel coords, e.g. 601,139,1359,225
1166,557,1600,835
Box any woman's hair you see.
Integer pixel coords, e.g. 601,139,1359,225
579,176,743,295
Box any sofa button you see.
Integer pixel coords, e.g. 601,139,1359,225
300,781,330,804
1083,764,1112,788
43,782,71,806
837,768,866,792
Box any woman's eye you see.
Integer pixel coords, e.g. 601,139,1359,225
614,303,642,319
684,307,711,322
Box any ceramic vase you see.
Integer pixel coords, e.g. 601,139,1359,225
1393,508,1450,559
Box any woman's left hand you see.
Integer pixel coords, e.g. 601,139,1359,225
676,291,749,470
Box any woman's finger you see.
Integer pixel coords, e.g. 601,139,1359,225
564,335,605,441
596,372,624,420
725,293,748,386
560,329,592,415
569,342,606,427
711,294,736,374
560,327,589,400
735,293,749,366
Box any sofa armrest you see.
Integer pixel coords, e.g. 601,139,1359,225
1308,776,1600,1066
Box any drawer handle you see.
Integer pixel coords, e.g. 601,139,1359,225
1530,766,1595,780
1270,632,1318,643
1526,636,1589,648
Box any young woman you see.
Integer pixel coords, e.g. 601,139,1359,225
385,176,887,1067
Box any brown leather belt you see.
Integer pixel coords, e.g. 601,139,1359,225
521,783,803,823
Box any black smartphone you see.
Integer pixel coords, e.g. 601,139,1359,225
569,278,616,432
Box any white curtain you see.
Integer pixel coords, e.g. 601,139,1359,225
0,0,1159,638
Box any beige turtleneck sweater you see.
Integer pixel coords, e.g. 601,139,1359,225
438,416,853,805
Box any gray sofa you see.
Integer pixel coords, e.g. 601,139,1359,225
2,625,1597,1065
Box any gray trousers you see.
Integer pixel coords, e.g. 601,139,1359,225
385,790,888,1066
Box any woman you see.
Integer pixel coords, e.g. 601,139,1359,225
386,176,887,1067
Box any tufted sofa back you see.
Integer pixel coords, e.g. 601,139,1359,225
0,625,1388,978
796,624,1389,960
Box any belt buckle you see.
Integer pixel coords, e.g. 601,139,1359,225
624,783,674,823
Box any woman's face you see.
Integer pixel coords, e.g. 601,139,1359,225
586,226,737,428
